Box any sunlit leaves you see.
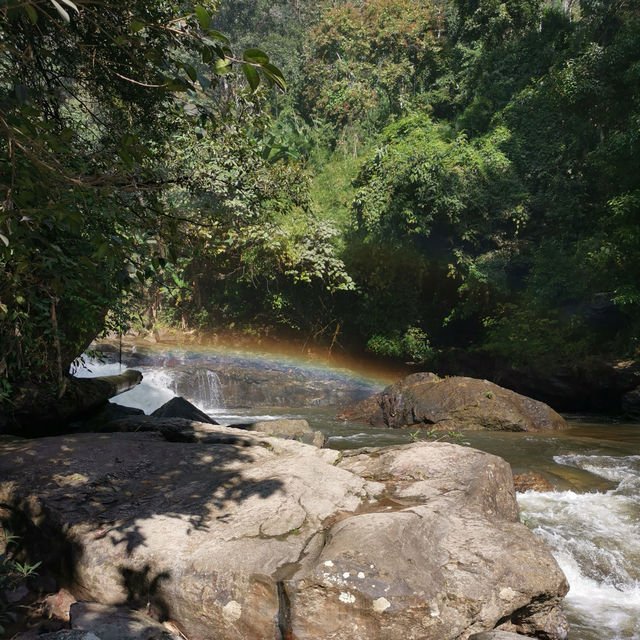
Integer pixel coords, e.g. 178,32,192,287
242,64,260,93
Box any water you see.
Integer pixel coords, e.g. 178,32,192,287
518,455,640,640
74,355,640,639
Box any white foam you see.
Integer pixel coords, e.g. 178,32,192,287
73,359,177,413
518,454,640,639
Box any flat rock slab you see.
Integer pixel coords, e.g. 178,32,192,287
0,428,568,640
339,372,568,432
70,602,180,640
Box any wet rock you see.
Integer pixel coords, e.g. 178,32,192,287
151,396,217,424
0,429,568,640
4,582,30,603
339,373,568,432
513,472,554,493
621,385,640,418
177,365,376,409
70,602,180,640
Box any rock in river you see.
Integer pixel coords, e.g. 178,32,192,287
339,372,568,432
0,425,568,639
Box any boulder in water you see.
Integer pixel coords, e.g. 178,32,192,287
151,396,217,424
0,429,568,640
236,418,327,447
339,372,568,432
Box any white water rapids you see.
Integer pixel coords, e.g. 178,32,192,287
518,455,640,640
75,359,640,639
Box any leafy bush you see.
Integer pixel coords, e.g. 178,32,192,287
366,326,432,362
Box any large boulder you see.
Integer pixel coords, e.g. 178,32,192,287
0,427,568,640
339,373,568,432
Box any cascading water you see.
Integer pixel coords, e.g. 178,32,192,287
518,455,640,640
74,360,178,414
188,368,225,413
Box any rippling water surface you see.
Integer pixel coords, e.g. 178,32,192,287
76,354,640,639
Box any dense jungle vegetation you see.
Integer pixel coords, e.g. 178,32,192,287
1,0,639,393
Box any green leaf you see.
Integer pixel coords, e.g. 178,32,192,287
214,58,232,75
184,65,197,82
195,5,210,31
0,232,9,247
242,64,260,93
96,242,110,259
207,29,230,45
243,48,269,64
24,4,38,23
118,147,133,167
260,62,286,91
130,19,145,33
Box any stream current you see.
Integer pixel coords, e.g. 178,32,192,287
75,353,640,640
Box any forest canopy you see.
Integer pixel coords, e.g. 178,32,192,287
1,0,639,394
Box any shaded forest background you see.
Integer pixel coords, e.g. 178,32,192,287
1,0,639,393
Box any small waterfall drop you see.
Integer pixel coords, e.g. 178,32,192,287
190,368,225,413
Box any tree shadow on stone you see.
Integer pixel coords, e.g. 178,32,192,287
0,425,286,610
119,564,171,621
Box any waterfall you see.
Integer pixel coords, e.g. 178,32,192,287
190,368,225,412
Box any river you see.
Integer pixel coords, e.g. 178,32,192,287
75,348,640,640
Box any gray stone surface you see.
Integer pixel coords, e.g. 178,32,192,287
70,602,179,640
38,631,101,640
0,428,568,640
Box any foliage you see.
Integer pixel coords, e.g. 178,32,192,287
331,0,640,366
4,0,640,388
0,0,284,388
143,106,354,337
0,530,40,636
367,327,432,362
299,0,444,142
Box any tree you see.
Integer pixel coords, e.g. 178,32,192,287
0,0,284,390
